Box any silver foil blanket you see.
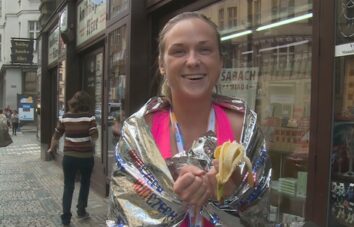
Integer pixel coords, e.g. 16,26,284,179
107,95,272,227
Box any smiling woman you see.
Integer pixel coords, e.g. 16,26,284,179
107,12,271,227
159,18,222,105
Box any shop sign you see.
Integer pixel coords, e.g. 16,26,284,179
335,42,354,57
77,0,106,47
217,67,259,110
10,38,34,64
18,94,35,121
48,27,59,65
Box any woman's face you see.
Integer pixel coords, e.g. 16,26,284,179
159,18,223,100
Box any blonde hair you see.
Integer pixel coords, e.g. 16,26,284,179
158,12,222,100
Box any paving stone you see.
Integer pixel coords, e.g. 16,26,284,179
0,132,108,227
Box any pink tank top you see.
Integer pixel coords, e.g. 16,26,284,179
151,104,236,227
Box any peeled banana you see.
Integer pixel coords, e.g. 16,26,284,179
214,141,254,202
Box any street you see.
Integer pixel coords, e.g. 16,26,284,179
0,131,107,227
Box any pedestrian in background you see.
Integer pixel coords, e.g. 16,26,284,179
47,91,98,226
11,110,19,135
0,109,12,147
4,106,11,128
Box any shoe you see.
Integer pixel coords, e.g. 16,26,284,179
61,213,71,226
77,211,90,220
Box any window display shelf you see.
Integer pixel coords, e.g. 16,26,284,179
332,173,354,183
271,190,306,217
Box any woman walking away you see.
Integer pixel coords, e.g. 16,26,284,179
47,91,98,226
11,110,19,135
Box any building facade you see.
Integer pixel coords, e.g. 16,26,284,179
0,0,40,116
38,0,344,226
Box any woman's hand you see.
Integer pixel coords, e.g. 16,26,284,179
173,165,212,212
47,146,56,154
208,159,242,200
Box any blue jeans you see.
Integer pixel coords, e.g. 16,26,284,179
61,155,94,224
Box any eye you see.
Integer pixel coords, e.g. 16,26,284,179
170,48,186,57
199,47,212,55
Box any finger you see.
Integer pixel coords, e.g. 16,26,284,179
178,176,205,202
173,172,196,196
178,165,205,177
188,176,209,205
198,186,211,207
206,168,217,199
212,159,219,170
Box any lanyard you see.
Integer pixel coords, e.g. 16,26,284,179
169,107,216,153
169,106,216,227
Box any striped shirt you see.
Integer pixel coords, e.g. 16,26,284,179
54,112,98,158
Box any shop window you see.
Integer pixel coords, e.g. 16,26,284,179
200,0,313,224
107,25,127,176
330,1,354,224
57,60,66,154
83,51,103,159
57,60,66,117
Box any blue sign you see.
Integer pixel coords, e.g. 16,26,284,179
18,95,34,121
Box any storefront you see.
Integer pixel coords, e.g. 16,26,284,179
38,0,341,225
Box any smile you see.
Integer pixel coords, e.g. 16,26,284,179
182,74,206,80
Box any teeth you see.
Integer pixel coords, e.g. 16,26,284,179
183,74,204,80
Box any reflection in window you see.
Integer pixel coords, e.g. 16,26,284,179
57,60,66,153
83,52,103,158
200,0,313,223
218,8,224,30
227,7,237,28
57,60,66,118
107,25,127,176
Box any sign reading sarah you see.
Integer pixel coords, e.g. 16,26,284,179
217,67,259,110
76,0,106,47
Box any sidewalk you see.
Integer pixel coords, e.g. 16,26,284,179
0,132,108,227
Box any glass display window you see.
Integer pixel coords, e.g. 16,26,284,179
199,0,313,223
329,2,354,225
57,59,66,153
83,50,104,159
107,25,127,176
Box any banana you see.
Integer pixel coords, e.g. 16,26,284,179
214,141,254,202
